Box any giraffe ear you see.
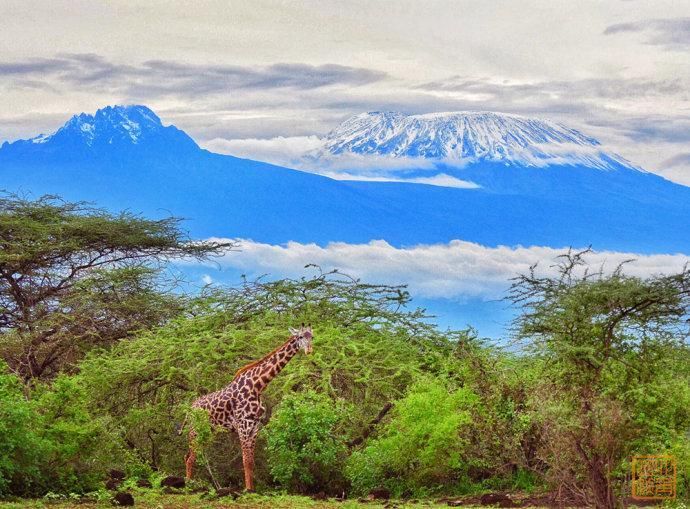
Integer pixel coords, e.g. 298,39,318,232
289,327,298,335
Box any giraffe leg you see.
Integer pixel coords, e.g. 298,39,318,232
241,442,255,491
185,429,197,480
237,419,260,491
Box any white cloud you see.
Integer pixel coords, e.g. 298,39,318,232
320,172,480,189
199,238,690,300
202,137,480,188
303,152,439,172
410,174,479,189
203,135,323,167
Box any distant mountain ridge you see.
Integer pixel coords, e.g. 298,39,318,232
1,104,689,254
1,105,198,161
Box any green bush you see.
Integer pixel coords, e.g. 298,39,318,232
30,375,117,495
346,378,479,496
76,282,443,485
0,366,119,496
0,369,42,496
265,391,348,493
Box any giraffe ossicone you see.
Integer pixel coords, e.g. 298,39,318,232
184,324,314,491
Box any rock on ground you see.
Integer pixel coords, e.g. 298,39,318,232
160,476,186,489
112,492,134,506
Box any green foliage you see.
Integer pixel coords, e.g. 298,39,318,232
265,391,348,493
29,375,116,494
75,271,449,486
0,369,41,495
189,407,216,449
0,194,233,381
0,365,119,496
511,249,690,508
671,436,690,499
50,271,554,497
77,319,432,486
346,378,479,496
0,194,230,268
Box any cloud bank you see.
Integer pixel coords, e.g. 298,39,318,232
604,17,690,49
0,54,387,95
200,239,690,300
204,135,324,169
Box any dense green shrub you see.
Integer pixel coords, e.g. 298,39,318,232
265,391,349,493
0,369,42,496
30,375,118,494
346,378,479,496
0,366,118,496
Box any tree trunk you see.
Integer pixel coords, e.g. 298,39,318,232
588,459,616,509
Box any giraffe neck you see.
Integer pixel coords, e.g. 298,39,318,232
252,337,300,393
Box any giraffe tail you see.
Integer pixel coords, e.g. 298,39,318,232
175,414,189,436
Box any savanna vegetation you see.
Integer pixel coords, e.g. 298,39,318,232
1,195,689,508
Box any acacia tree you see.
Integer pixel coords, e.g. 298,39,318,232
0,194,233,381
510,249,690,508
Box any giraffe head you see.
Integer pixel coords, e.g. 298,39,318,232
289,324,313,354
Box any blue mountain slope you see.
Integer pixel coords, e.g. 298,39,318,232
1,105,689,253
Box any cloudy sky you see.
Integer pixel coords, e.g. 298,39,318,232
1,0,690,183
200,238,690,301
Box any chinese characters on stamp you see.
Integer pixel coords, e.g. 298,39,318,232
632,455,676,500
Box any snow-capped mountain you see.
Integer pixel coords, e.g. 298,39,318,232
311,111,635,171
1,105,198,160
1,105,689,253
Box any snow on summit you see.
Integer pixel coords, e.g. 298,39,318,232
312,111,636,171
46,105,162,146
3,104,198,158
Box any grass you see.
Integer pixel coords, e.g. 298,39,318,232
0,493,458,509
3,490,669,509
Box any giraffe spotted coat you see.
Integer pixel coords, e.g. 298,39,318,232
184,325,313,491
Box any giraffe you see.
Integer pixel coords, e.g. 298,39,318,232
184,324,313,491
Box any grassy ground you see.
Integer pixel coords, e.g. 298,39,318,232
0,491,668,509
4,491,579,509
0,493,468,509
